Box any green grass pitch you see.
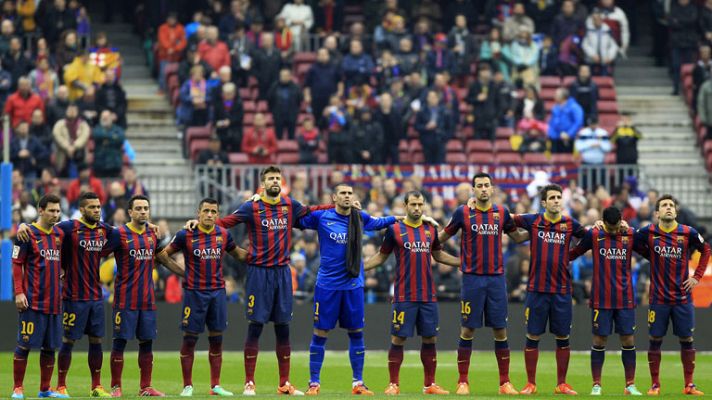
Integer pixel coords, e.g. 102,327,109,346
1,351,710,398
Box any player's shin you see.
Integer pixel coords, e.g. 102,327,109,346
274,324,291,386
348,331,365,383
421,342,437,387
524,337,539,385
555,337,571,385
110,339,127,389
680,340,695,387
88,341,103,389
13,347,29,389
494,338,511,385
57,341,73,389
621,346,636,386
456,336,473,384
309,334,327,384
388,343,404,385
180,335,198,387
648,339,662,387
39,349,55,392
208,335,223,388
138,341,154,390
244,323,263,384
590,345,605,386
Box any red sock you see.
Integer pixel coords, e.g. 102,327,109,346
88,343,103,389
180,336,197,387
495,348,511,385
13,348,29,389
138,343,153,389
388,344,404,385
276,342,291,386
39,350,55,392
208,336,223,388
648,340,662,387
244,341,259,384
110,351,124,388
524,341,539,385
555,339,571,385
456,338,472,384
681,345,695,386
57,343,72,388
420,343,437,387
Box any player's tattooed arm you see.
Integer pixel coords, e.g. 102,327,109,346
432,250,460,268
156,248,185,277
364,252,389,270
437,230,452,243
507,229,530,243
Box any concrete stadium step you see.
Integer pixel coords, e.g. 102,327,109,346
637,157,704,167
637,144,700,154
129,128,180,139
127,96,173,111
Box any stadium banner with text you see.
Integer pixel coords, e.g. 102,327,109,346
0,303,709,351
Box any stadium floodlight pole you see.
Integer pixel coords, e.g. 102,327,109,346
0,114,13,300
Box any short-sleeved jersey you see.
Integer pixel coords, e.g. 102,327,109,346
56,219,110,301
218,196,307,267
170,225,237,290
12,223,65,314
103,224,160,310
570,227,646,309
299,209,396,290
443,204,517,275
380,221,442,302
635,223,711,305
513,213,585,294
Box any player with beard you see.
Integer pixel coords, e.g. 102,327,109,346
439,173,526,395
635,195,710,395
364,191,460,395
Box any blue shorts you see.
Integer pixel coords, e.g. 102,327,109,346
592,308,636,336
524,292,572,336
112,309,157,341
245,265,293,324
182,289,228,334
63,300,105,340
648,303,695,338
313,286,364,331
461,274,508,329
17,309,62,349
391,302,439,338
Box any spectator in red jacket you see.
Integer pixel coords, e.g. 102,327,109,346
157,12,187,92
3,76,44,128
198,25,231,72
241,112,277,164
66,165,107,207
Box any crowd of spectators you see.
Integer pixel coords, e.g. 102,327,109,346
148,0,637,165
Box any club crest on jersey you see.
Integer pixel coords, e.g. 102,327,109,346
559,223,567,231
621,236,629,244
425,230,431,237
216,236,223,243
55,237,62,246
677,237,685,243
148,237,154,245
22,335,29,342
282,206,289,213
393,324,401,331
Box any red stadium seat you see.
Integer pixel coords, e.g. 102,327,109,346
550,153,576,164
604,153,616,164
540,88,556,101
277,140,299,152
469,152,494,164
256,101,269,112
398,140,409,151
167,75,179,93
562,76,575,87
540,76,561,88
599,88,616,100
410,139,423,153
523,153,550,164
494,153,522,164
460,126,474,138
466,140,491,154
239,88,252,100
186,126,211,147
681,63,694,79
412,152,425,163
494,139,512,152
398,151,411,163
496,127,514,139
704,140,712,155
294,52,317,65
597,101,618,114
229,153,249,163
243,100,256,113
276,153,300,164
446,139,462,152
592,76,614,88
446,152,467,163
455,87,467,101
190,139,210,161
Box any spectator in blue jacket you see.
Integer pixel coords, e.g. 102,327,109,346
92,110,126,178
10,121,49,188
425,33,456,83
341,39,375,93
548,87,583,153
415,89,452,164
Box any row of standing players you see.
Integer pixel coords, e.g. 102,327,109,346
9,165,711,398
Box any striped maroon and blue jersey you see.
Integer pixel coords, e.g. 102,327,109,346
569,227,647,309
635,223,711,305
380,221,442,302
12,223,65,314
103,224,160,310
513,213,585,294
170,225,237,290
217,196,307,268
443,204,516,275
56,219,109,301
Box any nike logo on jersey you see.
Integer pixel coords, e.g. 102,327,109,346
653,236,660,239
400,232,408,236
258,210,266,214
327,222,336,226
597,237,606,241
125,239,133,244
192,239,200,243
